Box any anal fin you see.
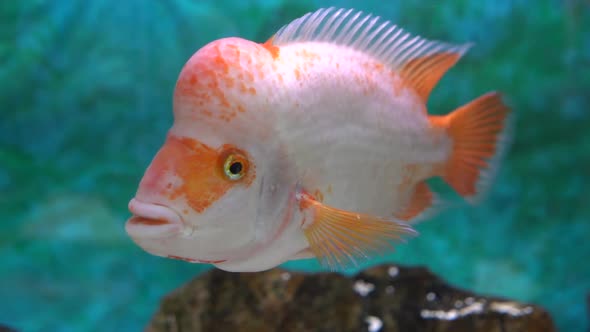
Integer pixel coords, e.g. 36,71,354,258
394,181,439,222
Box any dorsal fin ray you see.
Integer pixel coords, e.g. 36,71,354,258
270,7,472,102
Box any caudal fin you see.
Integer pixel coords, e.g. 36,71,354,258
439,92,512,203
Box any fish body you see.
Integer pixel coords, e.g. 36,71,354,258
272,41,450,216
126,8,511,272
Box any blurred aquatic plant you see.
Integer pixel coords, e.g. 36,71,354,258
251,0,316,41
0,0,589,331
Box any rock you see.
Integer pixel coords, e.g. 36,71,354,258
147,264,555,332
0,324,18,332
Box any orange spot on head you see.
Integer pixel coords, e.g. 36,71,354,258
245,71,254,82
213,54,230,74
219,95,231,108
143,135,255,214
224,77,235,88
297,49,321,62
239,82,248,93
174,40,262,123
261,37,280,59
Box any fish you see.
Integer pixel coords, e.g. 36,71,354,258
125,7,512,272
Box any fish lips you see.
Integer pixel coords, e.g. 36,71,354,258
125,198,185,239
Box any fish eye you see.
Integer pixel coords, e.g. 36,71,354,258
223,153,248,180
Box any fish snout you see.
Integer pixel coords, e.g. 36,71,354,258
125,198,185,238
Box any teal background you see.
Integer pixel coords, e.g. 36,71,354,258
1,1,589,331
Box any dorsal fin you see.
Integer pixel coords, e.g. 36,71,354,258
399,51,465,102
270,7,472,102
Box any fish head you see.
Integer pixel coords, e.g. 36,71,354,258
126,133,264,264
126,37,298,267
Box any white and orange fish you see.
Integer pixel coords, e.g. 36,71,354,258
126,7,511,272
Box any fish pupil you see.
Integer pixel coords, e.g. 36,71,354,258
229,161,243,175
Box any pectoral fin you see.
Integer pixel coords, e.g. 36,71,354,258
296,190,417,271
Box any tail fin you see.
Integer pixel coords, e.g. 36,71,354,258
439,92,512,203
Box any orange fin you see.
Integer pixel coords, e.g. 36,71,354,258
261,35,280,59
395,181,440,222
400,51,468,103
433,92,512,203
296,190,417,271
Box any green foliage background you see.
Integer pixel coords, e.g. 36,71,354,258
1,0,589,331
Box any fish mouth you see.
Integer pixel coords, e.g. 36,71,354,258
125,198,185,238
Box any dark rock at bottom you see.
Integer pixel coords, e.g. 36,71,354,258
0,324,18,332
147,264,555,332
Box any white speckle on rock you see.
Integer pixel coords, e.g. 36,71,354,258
490,301,534,316
421,302,484,320
280,272,291,281
387,266,399,278
353,279,375,297
365,315,383,332
426,292,436,302
465,297,475,305
421,308,458,320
